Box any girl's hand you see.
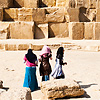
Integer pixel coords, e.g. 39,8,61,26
64,62,67,65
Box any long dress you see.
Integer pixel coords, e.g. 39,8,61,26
51,58,65,79
23,56,38,92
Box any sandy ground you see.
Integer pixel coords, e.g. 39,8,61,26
0,49,100,100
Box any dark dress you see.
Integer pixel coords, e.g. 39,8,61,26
39,53,52,81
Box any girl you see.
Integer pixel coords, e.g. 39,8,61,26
39,45,52,81
23,49,38,92
51,47,67,79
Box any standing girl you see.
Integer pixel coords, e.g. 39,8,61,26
51,47,67,79
23,49,38,92
39,45,52,81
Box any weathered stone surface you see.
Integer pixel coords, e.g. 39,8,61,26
14,0,24,7
0,80,3,88
56,0,67,7
31,44,44,51
94,23,100,40
0,0,13,8
18,44,29,50
69,22,84,40
0,44,5,50
33,8,46,22
0,8,3,21
4,8,18,21
66,8,79,22
96,8,100,22
10,22,34,39
24,0,39,8
49,22,69,38
35,23,48,39
5,44,17,51
41,79,84,99
39,0,56,7
82,46,99,52
45,8,64,22
97,0,100,8
0,87,32,100
0,22,10,39
84,22,94,39
18,8,33,21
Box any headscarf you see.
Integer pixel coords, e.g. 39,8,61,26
26,49,37,63
40,45,51,56
56,47,64,59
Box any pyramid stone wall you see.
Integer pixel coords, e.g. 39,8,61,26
0,0,100,39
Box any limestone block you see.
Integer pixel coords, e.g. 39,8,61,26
10,22,34,39
97,0,100,8
94,23,100,40
0,0,13,8
33,8,46,22
18,8,33,21
4,8,18,21
84,22,94,39
35,23,48,39
18,44,29,50
96,8,100,22
14,0,24,7
24,0,39,8
31,44,44,51
0,44,5,50
5,44,17,51
89,0,97,9
0,8,3,21
45,8,64,22
49,22,69,38
65,0,76,8
76,0,89,8
0,87,32,100
0,80,3,88
66,8,79,22
0,22,10,39
82,46,99,52
39,0,56,7
69,22,84,40
41,79,84,99
56,0,67,7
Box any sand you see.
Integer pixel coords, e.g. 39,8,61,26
0,49,100,100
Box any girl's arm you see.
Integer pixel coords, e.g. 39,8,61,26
24,55,27,63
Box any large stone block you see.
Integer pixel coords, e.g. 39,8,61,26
45,8,64,22
96,8,100,22
18,44,29,50
31,44,44,51
24,0,39,8
4,8,18,21
41,79,84,99
49,22,69,38
18,8,33,21
84,22,94,39
5,44,17,51
65,0,76,8
69,22,84,40
0,0,13,8
0,22,10,39
14,0,24,7
39,0,56,7
10,22,34,39
97,0,100,8
56,0,67,7
33,8,46,22
66,8,79,22
94,23,100,40
0,8,3,21
35,23,48,39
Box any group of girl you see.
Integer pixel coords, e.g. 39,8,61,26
23,45,67,92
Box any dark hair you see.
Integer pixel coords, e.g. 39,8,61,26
56,47,64,59
26,49,37,63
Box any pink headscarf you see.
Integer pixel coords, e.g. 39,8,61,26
40,45,51,56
